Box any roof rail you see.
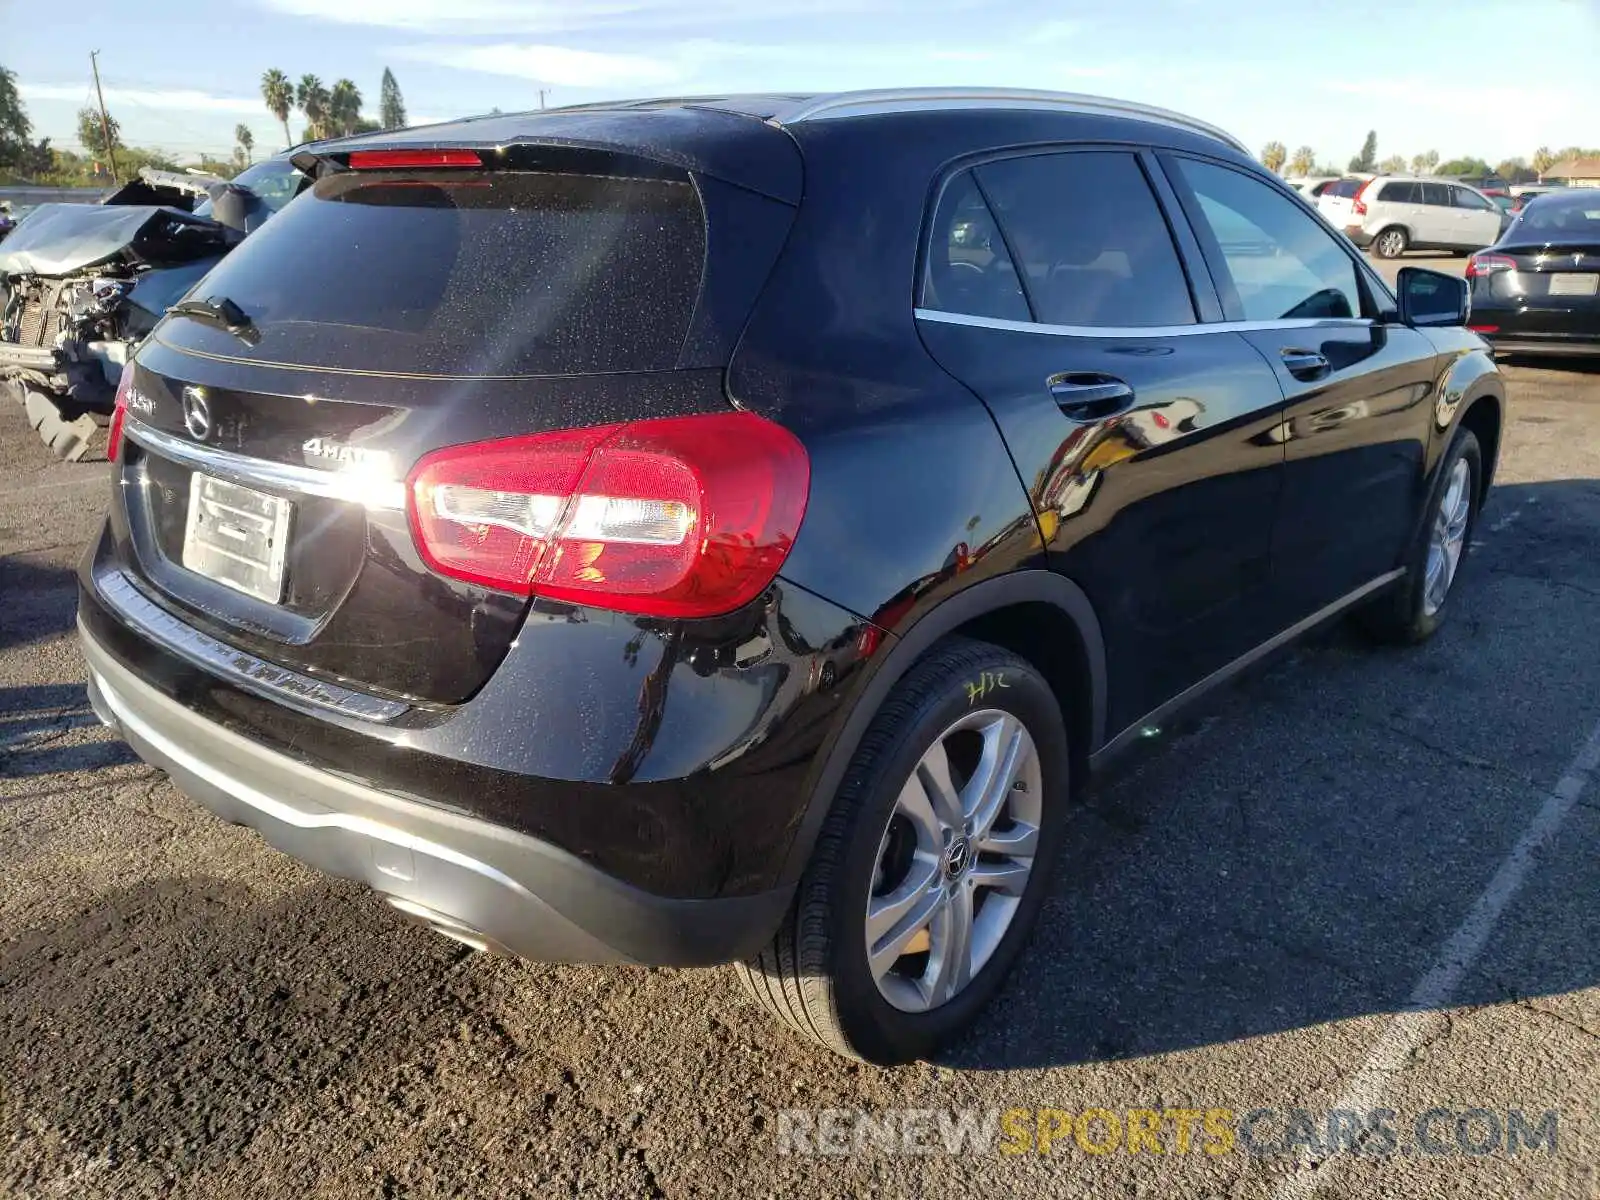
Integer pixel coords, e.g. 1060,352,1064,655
773,88,1248,154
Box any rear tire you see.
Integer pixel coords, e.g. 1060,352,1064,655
1372,227,1410,259
736,637,1070,1063
1357,427,1482,644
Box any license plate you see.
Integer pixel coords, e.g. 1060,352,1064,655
1548,273,1598,297
181,473,293,603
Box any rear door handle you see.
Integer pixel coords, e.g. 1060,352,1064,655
1048,374,1135,422
1280,349,1331,381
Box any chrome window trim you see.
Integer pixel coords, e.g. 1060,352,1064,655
124,418,407,512
913,307,1374,338
775,89,1248,154
94,568,412,723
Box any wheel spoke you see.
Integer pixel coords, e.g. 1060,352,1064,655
926,884,973,1005
915,741,965,833
866,868,943,981
964,715,1027,840
893,770,945,848
969,857,1031,896
976,819,1038,859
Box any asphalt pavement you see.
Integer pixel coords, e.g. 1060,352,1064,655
1,284,1597,1197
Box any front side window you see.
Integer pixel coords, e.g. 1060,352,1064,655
1174,158,1362,322
920,172,1030,322
973,151,1196,327
1452,186,1495,211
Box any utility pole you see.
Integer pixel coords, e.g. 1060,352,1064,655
538,89,548,110
90,50,120,184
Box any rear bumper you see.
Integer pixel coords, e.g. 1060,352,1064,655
1345,226,1375,249
81,619,792,966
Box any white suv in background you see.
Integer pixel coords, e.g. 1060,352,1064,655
1325,176,1506,258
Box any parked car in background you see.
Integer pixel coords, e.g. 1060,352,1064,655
0,157,307,459
1467,188,1600,357
1285,175,1340,199
1510,187,1556,213
1314,175,1370,226
1332,176,1505,258
79,88,1504,1064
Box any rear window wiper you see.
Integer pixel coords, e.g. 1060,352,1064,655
167,295,261,346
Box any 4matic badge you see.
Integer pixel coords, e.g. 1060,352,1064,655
302,437,393,475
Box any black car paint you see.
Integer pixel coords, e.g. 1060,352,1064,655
1468,221,1600,356
81,101,1505,931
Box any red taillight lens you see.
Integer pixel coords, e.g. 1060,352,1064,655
1351,179,1376,217
347,149,482,170
407,412,810,618
1466,254,1516,278
107,369,131,462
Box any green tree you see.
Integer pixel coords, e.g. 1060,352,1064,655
1349,130,1378,173
297,74,331,140
234,124,254,165
76,105,123,156
1531,146,1555,178
379,67,407,130
1437,156,1492,177
1288,145,1316,176
261,69,294,149
1378,154,1407,174
0,65,33,170
330,79,362,136
1260,140,1287,174
1495,156,1535,184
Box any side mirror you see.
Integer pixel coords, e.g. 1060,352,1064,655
1396,267,1469,328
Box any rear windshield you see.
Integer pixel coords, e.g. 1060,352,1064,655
1325,179,1365,199
1515,194,1600,239
183,168,706,376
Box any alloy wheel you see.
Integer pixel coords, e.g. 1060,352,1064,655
865,708,1043,1013
1378,231,1405,258
1423,457,1472,616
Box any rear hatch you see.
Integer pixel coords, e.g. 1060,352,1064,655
1316,177,1366,228
105,134,799,704
1470,197,1600,335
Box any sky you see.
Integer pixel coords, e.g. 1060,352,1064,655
4,0,1597,166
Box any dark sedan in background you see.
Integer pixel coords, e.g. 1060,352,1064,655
1468,189,1600,357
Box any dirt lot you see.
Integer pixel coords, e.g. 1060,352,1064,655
2,283,1597,1197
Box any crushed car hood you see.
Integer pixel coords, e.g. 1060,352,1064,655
0,204,234,276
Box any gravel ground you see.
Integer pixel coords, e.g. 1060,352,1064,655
2,286,1597,1197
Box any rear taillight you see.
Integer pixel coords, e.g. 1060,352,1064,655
107,369,131,462
1466,253,1516,278
407,412,810,618
1351,179,1377,217
347,149,482,170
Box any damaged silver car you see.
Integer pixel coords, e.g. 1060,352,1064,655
1,158,304,459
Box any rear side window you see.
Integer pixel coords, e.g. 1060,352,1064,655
1174,158,1362,322
182,168,706,376
920,173,1030,322
1421,182,1451,207
1379,181,1420,204
973,152,1196,327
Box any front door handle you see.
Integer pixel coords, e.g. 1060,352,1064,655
1048,374,1136,422
1280,349,1331,381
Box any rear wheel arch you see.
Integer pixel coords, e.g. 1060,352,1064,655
778,570,1106,887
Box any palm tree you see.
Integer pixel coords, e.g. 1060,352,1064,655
330,79,363,136
261,69,293,150
234,124,254,165
297,74,330,140
1259,141,1287,175
1289,146,1316,177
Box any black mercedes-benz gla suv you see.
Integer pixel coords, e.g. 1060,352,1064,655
79,89,1506,1063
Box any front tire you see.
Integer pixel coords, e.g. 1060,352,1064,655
1372,227,1410,259
736,638,1070,1063
1358,427,1482,644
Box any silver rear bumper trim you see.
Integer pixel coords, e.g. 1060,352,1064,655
94,567,410,723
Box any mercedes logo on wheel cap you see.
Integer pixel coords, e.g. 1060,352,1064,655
942,837,972,879
182,387,212,441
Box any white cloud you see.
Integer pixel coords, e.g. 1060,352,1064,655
262,0,897,34
399,43,687,88
19,82,262,116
